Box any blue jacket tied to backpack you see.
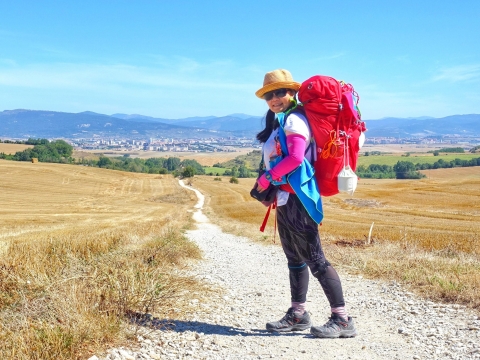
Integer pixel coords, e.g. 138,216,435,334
276,111,324,224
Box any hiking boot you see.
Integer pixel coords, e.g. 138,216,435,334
266,308,312,332
310,313,357,338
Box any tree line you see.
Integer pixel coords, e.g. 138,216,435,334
0,138,206,177
2,138,479,179
0,138,74,163
428,147,465,154
357,157,480,179
86,155,206,177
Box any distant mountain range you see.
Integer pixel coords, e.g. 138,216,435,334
0,109,479,140
0,109,263,139
364,114,480,138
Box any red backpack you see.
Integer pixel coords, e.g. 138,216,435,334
297,75,366,196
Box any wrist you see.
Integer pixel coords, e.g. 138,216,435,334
264,171,273,182
258,173,270,189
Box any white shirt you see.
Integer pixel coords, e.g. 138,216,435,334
261,112,312,206
262,113,312,171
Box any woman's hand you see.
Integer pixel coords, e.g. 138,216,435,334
256,182,266,192
256,174,270,192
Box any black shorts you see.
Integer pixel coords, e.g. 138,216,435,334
276,193,327,271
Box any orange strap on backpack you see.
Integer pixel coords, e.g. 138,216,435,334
320,130,337,159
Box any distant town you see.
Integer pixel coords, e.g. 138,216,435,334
70,134,479,154
71,136,260,153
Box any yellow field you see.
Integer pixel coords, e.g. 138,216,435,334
77,147,259,166
0,160,196,240
1,157,479,359
191,168,480,253
190,167,480,309
0,160,201,359
0,143,33,154
360,143,446,154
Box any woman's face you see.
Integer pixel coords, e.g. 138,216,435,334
265,88,295,113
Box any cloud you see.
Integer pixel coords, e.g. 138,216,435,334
0,58,265,117
0,59,257,91
432,64,480,82
308,52,346,63
32,45,74,58
357,87,468,119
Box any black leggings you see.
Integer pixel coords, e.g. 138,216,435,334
276,194,345,308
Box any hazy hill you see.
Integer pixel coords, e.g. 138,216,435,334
0,109,240,139
111,113,263,133
365,114,480,138
1,109,479,139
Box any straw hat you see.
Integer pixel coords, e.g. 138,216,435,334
255,69,301,99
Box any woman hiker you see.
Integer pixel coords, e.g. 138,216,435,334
253,69,357,338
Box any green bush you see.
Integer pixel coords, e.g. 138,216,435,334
12,139,73,163
393,161,425,179
182,166,195,178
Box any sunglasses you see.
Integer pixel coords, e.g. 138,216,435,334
263,88,288,101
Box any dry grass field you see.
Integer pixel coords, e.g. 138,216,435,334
189,167,480,310
0,143,34,155
360,143,446,154
79,147,259,166
0,160,204,359
1,155,479,358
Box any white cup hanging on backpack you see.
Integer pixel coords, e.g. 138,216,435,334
338,165,358,195
337,132,358,196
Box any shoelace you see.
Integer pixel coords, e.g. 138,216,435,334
282,310,298,325
323,316,345,331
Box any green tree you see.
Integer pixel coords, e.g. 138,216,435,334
51,140,73,157
182,166,195,178
238,165,250,178
393,161,425,179
180,159,205,175
98,156,113,168
166,157,181,171
393,161,416,179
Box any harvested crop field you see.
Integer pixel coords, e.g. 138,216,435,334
0,159,202,359
78,147,259,166
191,167,480,254
0,160,196,240
0,143,33,154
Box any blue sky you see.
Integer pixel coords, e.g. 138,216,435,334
0,1,479,120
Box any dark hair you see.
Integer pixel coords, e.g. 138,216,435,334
256,110,277,143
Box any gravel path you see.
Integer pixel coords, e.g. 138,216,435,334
92,181,480,360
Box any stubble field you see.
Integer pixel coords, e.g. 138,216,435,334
1,153,479,358
86,147,259,166
0,143,33,154
0,160,203,359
